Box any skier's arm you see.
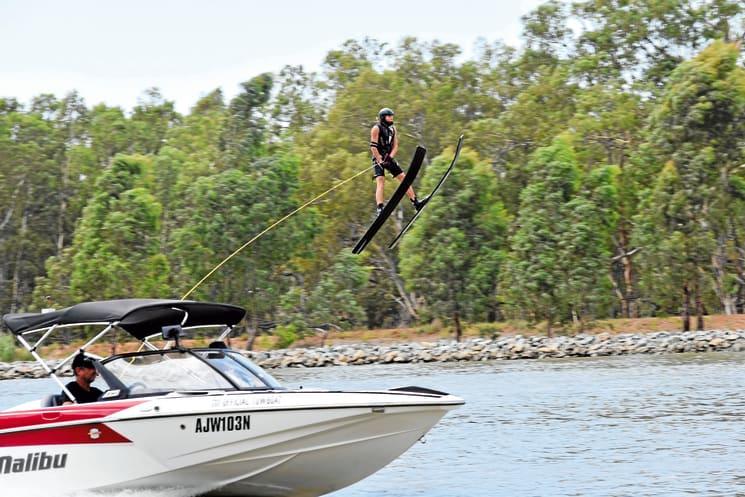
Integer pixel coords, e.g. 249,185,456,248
370,126,384,164
390,127,398,159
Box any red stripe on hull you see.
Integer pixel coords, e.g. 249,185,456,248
0,400,144,431
0,422,131,446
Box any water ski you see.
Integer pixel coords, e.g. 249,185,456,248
388,135,464,250
352,146,426,255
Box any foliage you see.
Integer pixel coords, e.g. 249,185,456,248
502,138,615,335
0,335,31,362
633,40,745,328
273,324,300,349
399,149,507,338
281,249,370,330
2,6,744,338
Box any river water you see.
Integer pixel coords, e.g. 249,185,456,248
1,352,744,496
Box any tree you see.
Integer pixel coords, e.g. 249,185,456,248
562,165,619,325
467,67,577,214
503,138,614,336
88,104,130,163
633,40,745,329
570,0,743,88
33,155,167,305
399,148,507,340
170,153,315,318
130,88,181,155
281,249,370,331
8,26,745,332
222,74,273,167
270,65,322,140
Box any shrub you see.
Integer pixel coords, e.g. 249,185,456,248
273,324,300,349
474,323,502,340
0,334,31,362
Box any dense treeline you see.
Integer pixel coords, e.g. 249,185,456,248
1,1,744,341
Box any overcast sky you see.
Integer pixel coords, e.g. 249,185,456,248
1,0,545,113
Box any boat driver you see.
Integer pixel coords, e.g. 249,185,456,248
61,352,104,405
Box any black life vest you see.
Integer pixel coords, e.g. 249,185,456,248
374,122,396,157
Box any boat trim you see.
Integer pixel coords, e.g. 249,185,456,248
0,400,462,436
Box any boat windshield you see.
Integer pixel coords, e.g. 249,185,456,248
194,350,283,390
103,350,278,395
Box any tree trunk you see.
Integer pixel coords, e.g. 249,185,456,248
681,284,691,332
57,158,69,255
319,328,330,348
246,326,259,351
711,236,735,314
611,228,638,318
694,280,705,331
571,307,581,329
623,252,638,318
728,217,745,313
609,272,627,318
109,329,118,356
453,309,462,343
375,250,419,323
10,206,29,313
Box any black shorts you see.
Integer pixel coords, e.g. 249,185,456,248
373,158,403,179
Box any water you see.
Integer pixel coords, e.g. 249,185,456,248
2,353,744,496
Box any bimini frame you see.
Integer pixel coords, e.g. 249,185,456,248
14,318,236,403
5,299,246,403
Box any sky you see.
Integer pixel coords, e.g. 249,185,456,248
1,0,546,113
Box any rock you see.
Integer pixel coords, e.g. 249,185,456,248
2,329,745,380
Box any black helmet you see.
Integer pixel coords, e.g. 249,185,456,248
378,107,394,120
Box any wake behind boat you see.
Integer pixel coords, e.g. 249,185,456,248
0,299,463,496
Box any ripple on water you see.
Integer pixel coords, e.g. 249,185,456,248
2,352,745,496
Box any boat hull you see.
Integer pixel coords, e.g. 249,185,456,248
0,390,462,496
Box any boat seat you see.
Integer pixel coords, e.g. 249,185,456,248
40,394,64,407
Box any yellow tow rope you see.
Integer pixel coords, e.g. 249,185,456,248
180,164,373,300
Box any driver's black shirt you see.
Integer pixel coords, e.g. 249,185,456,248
62,382,103,404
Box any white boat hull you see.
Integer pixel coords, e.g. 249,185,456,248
0,390,462,496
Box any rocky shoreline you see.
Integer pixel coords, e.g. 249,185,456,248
2,329,745,380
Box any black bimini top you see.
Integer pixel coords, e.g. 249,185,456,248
2,299,246,339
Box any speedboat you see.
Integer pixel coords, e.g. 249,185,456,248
0,299,464,496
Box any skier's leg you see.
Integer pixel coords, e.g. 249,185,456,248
375,176,386,205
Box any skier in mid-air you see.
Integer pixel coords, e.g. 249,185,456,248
370,108,424,216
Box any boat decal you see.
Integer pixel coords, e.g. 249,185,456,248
0,422,131,446
0,400,145,432
0,451,68,474
211,395,280,408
